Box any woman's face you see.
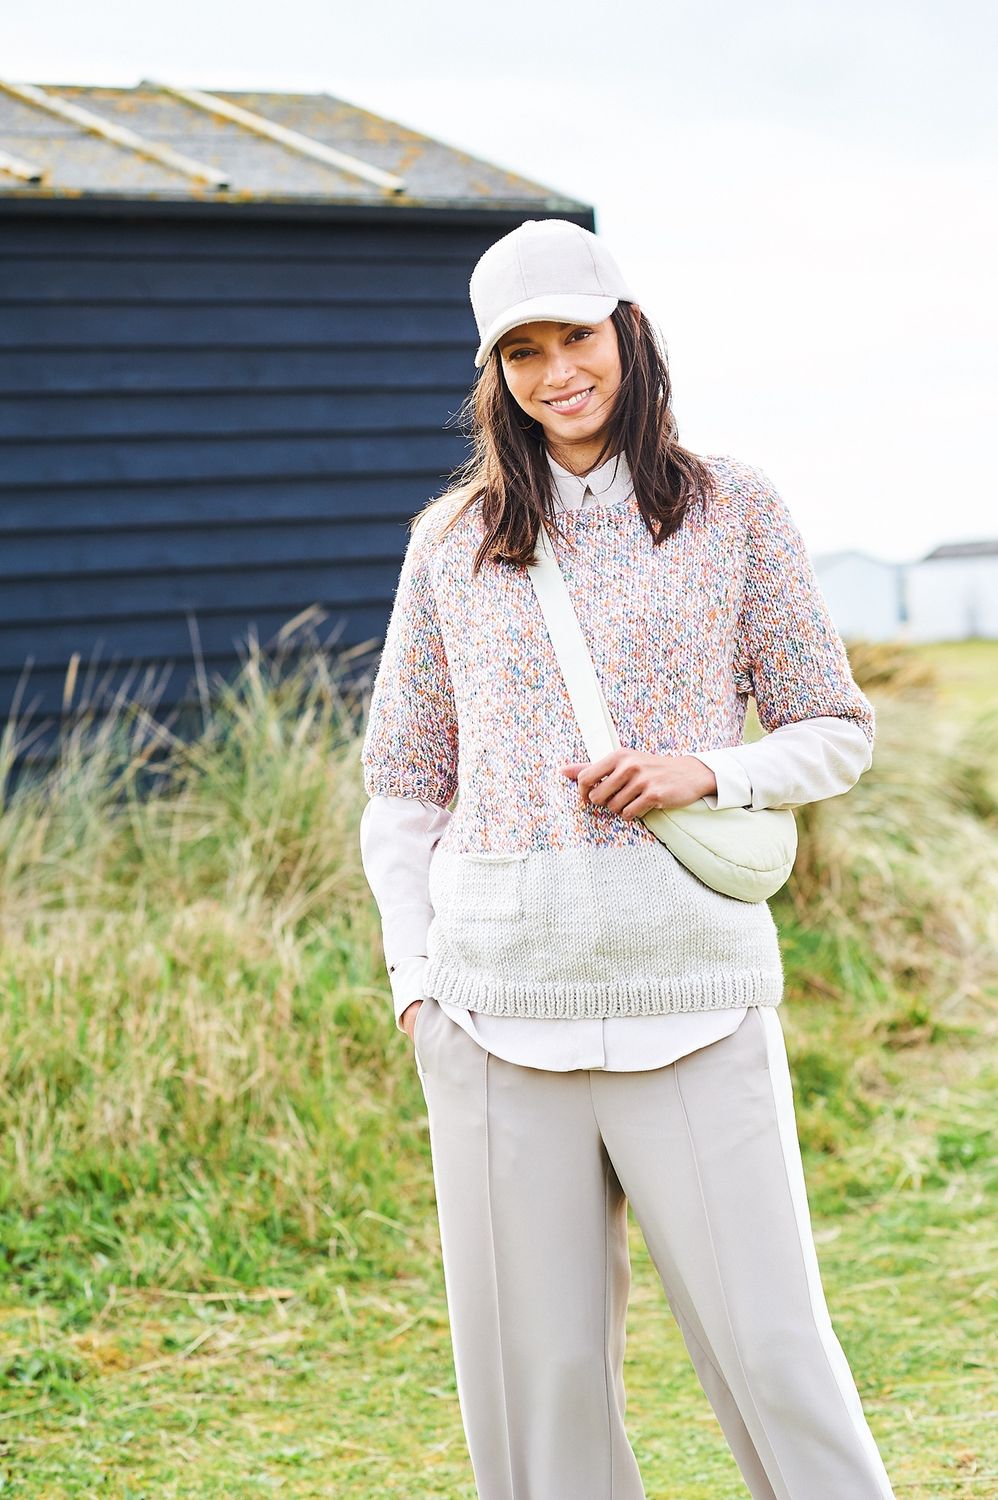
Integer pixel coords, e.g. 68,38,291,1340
496,316,624,454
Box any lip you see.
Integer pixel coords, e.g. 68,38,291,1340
543,385,595,414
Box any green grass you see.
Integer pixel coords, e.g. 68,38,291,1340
0,637,995,1496
916,638,998,721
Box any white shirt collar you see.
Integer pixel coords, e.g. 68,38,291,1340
545,449,635,512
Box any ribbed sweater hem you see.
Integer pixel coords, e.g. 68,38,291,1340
422,960,784,1019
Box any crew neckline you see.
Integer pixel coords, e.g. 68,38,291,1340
553,490,641,522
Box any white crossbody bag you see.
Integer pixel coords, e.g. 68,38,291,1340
525,521,798,903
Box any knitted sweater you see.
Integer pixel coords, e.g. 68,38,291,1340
360,455,875,1020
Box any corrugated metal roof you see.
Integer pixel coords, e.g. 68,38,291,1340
0,80,589,212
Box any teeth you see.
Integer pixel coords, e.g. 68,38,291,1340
548,388,592,410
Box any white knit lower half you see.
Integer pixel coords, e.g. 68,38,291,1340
758,1007,896,1499
424,842,785,1018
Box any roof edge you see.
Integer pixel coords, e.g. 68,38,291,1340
0,193,596,228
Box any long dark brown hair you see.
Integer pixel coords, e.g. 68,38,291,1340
424,303,717,573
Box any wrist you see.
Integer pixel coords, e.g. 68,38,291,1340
685,755,717,798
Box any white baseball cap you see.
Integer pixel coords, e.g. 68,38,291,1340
469,218,637,368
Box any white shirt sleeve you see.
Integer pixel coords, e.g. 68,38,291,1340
359,793,452,1029
690,715,873,812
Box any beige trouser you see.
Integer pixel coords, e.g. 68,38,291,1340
412,997,896,1500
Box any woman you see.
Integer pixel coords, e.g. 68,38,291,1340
359,218,896,1500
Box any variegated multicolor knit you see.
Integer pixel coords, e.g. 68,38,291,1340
360,456,874,1020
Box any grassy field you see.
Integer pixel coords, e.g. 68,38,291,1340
0,636,995,1497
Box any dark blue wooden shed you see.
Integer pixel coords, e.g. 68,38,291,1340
0,80,593,761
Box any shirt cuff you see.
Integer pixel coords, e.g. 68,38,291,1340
687,749,754,810
388,956,430,1031
729,718,872,809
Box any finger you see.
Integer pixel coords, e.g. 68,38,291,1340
585,764,635,807
574,751,624,799
618,792,651,820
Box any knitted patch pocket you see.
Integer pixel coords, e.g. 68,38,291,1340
427,849,527,921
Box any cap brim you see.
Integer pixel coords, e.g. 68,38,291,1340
474,292,620,368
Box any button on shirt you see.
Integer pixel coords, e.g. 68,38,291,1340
358,449,873,1071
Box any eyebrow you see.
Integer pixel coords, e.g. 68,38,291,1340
500,322,575,351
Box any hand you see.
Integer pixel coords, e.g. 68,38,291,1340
401,999,424,1042
560,750,717,820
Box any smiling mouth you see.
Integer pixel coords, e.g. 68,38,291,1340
544,386,595,412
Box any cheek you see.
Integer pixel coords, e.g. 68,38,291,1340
504,368,539,411
598,344,622,387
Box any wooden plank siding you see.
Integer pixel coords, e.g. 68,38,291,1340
0,212,520,759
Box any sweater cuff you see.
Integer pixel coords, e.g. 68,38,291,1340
688,749,754,810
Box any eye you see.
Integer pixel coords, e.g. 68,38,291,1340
567,327,593,342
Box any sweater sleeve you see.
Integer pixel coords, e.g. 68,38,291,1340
360,514,460,807
733,468,876,747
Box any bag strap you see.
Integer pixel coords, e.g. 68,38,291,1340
525,521,623,763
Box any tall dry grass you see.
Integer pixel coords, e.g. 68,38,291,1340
788,643,998,1013
0,637,412,1297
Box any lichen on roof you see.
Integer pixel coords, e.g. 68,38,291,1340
0,79,590,212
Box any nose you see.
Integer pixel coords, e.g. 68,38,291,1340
542,352,577,389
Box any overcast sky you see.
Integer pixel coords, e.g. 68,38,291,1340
8,1,996,561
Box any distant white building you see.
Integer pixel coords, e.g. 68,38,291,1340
814,541,998,643
904,542,998,642
813,551,906,641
